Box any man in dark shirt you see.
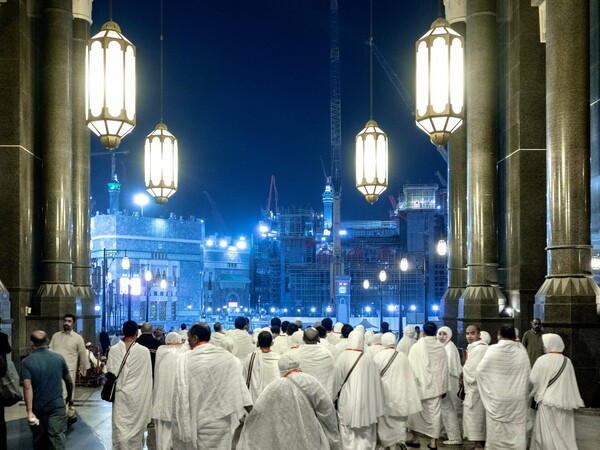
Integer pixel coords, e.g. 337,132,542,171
521,318,545,366
21,330,73,450
98,327,110,356
136,322,162,377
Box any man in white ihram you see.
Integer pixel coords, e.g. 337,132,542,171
462,324,488,450
405,322,448,450
298,327,335,398
229,316,255,361
477,325,530,450
242,330,280,402
152,331,188,450
172,322,252,450
106,320,153,450
237,353,341,449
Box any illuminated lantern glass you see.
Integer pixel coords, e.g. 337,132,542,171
355,119,388,204
144,123,178,205
86,21,136,150
415,17,464,146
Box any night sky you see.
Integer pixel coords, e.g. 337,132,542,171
89,0,447,236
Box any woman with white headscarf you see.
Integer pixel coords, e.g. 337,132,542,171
333,330,384,449
529,333,584,450
437,326,462,446
480,331,491,345
374,333,422,449
397,326,417,355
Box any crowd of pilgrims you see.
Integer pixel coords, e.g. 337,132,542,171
106,316,585,450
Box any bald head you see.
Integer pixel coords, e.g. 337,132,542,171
303,327,319,344
141,322,153,334
31,330,48,348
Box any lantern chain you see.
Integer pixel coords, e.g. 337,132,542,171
160,0,164,123
369,0,373,120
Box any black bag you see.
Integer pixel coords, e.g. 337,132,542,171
457,385,465,401
0,373,23,407
530,398,538,410
101,342,135,403
101,372,117,402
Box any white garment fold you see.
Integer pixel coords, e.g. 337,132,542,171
172,343,252,449
237,371,341,450
374,348,422,417
407,336,448,400
107,341,153,450
242,349,281,402
152,343,188,422
298,344,335,399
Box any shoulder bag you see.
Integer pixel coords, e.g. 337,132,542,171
334,352,363,410
379,350,398,377
245,352,257,389
0,357,22,407
101,342,135,403
531,355,567,410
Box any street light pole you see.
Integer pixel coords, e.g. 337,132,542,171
102,248,107,330
378,269,387,328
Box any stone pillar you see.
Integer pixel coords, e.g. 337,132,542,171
0,1,39,361
498,1,547,339
441,0,467,344
33,0,77,325
72,0,95,343
458,0,506,336
535,0,600,407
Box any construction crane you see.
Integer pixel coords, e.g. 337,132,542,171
203,191,229,236
329,0,344,310
369,41,447,162
265,175,279,217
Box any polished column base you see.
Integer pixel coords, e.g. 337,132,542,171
440,286,463,341
535,276,600,406
31,283,77,333
457,285,507,349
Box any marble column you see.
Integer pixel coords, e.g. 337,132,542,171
498,1,547,339
72,0,95,343
535,0,600,407
33,0,77,324
0,1,38,361
458,0,506,335
441,0,467,344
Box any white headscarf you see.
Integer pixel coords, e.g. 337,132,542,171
404,326,416,339
333,322,344,333
438,326,461,379
368,333,381,346
165,331,181,344
291,330,304,347
542,333,564,353
437,326,453,341
355,324,365,333
381,332,397,348
278,353,300,375
365,330,374,344
346,330,365,351
480,331,491,344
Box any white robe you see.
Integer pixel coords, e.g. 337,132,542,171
50,330,89,396
106,341,153,450
462,339,488,441
407,336,448,439
365,342,384,359
172,343,253,450
374,348,422,446
397,336,417,355
529,353,584,450
319,339,341,361
271,334,291,355
152,343,188,450
237,371,341,450
440,340,462,441
298,344,335,399
478,339,531,450
228,329,256,361
242,349,281,402
327,331,342,346
334,347,384,450
209,331,232,350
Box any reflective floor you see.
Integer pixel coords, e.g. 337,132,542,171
5,387,599,449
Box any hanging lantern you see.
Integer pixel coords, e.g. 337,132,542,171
415,17,464,147
356,119,388,204
86,21,136,150
144,122,178,205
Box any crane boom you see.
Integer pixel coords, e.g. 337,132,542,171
265,175,279,215
203,191,229,236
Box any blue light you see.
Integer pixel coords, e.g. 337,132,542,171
339,229,347,236
410,305,417,311
365,306,371,313
432,304,439,312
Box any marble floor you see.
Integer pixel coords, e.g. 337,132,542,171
5,387,599,449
